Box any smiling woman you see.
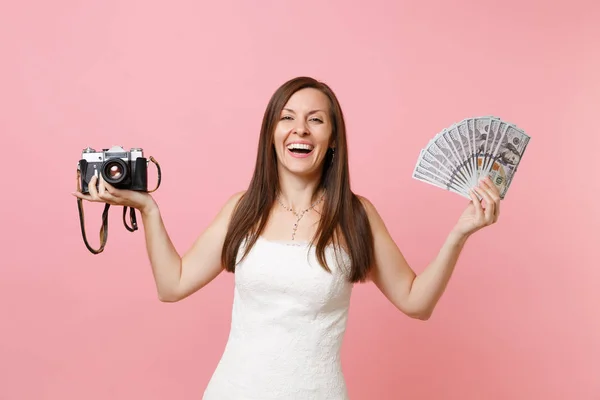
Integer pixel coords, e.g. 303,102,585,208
72,76,502,400
276,90,333,171
220,78,375,286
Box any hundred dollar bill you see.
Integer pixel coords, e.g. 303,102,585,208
481,119,508,174
456,119,478,188
473,116,495,179
465,118,479,183
413,116,530,200
427,132,472,189
444,122,476,188
416,150,471,194
419,146,470,192
412,151,471,200
480,123,530,199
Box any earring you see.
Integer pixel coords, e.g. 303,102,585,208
330,147,335,164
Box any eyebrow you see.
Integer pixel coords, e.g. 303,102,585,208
282,108,326,114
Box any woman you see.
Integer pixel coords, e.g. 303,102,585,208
73,76,501,399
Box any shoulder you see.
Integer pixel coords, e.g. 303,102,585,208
353,194,392,246
355,194,384,227
214,190,247,222
356,194,374,211
226,190,247,207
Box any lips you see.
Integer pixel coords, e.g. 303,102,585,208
286,141,314,158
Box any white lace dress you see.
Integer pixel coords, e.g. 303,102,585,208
202,236,354,400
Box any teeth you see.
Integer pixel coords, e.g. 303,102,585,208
287,143,314,151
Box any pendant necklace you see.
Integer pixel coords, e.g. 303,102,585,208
277,190,326,241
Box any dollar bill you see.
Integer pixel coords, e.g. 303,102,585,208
456,119,478,188
443,123,476,188
429,130,472,188
481,119,507,175
412,150,471,199
480,123,530,199
413,116,530,200
416,149,471,194
473,116,494,179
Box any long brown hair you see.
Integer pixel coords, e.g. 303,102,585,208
221,76,374,283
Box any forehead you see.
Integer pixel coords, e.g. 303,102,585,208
283,88,330,112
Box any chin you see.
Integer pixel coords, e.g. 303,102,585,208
282,164,317,176
279,160,322,177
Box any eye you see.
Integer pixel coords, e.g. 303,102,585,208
310,117,323,123
281,115,293,121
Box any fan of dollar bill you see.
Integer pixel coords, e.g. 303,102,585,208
412,116,530,200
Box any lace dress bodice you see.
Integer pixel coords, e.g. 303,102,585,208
202,237,354,400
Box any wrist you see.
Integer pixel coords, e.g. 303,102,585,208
140,196,159,217
448,229,470,247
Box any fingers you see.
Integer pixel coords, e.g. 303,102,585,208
71,174,99,201
468,188,485,221
71,174,116,204
71,191,94,201
88,174,100,200
479,177,501,223
473,177,501,225
480,188,495,222
72,174,91,200
71,179,97,201
97,174,117,202
484,176,501,197
97,174,108,197
100,176,119,197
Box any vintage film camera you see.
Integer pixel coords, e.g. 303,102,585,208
76,146,161,255
79,146,149,193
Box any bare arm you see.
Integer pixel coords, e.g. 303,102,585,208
141,191,245,302
360,179,500,320
363,196,466,320
72,174,244,303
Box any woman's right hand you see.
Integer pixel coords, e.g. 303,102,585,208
72,174,157,215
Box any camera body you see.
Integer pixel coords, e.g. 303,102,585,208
78,146,148,194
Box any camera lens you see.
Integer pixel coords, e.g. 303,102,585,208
101,159,128,185
108,165,122,178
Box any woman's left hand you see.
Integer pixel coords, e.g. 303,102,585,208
452,176,501,239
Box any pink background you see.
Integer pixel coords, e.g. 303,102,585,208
1,1,598,399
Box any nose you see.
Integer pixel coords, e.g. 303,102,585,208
293,120,310,136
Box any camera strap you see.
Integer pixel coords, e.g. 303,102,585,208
76,156,162,254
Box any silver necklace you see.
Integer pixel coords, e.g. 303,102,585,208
277,190,326,241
